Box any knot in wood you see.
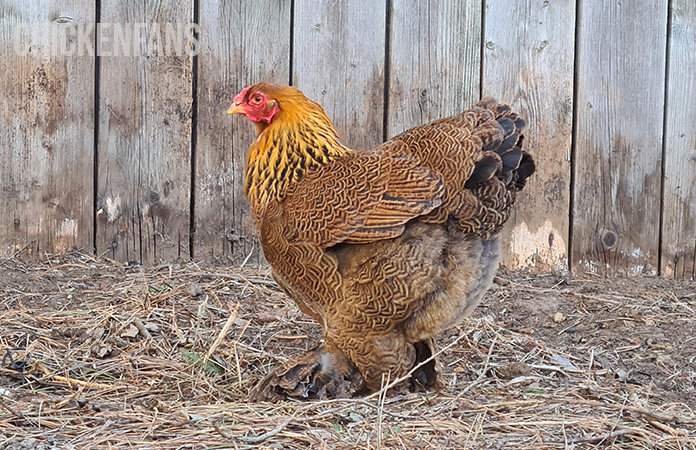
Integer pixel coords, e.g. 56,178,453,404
600,229,618,249
148,191,160,204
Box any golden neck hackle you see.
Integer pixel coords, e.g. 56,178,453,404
244,98,350,210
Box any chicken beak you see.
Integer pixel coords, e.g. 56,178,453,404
227,104,245,115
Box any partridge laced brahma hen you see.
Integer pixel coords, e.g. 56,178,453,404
228,83,535,400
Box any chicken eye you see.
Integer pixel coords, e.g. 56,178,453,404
252,95,263,104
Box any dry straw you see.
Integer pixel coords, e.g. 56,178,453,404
0,251,693,449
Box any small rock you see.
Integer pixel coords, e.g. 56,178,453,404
121,324,139,338
254,312,280,323
91,343,113,358
552,354,580,371
186,283,203,297
144,322,160,332
496,362,532,380
553,312,566,323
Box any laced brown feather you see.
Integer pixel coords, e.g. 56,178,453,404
237,83,535,400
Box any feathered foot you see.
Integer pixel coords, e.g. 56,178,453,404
249,344,363,401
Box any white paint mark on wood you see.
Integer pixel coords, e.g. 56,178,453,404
58,218,78,237
53,217,80,254
578,252,656,276
509,220,568,272
103,195,121,223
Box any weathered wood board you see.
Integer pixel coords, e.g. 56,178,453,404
483,0,575,272
572,0,667,276
292,0,386,150
388,0,481,137
194,0,291,264
662,0,696,278
1,0,695,278
0,1,95,258
96,1,194,264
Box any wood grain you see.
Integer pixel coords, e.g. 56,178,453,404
388,0,481,137
0,1,95,258
662,0,696,278
194,0,291,264
293,0,386,150
1,0,694,277
572,0,667,276
96,1,194,264
483,0,575,272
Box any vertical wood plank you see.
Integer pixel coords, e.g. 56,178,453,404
663,1,696,279
194,1,291,265
96,1,194,264
483,0,575,272
293,0,386,150
0,2,95,258
572,1,667,276
388,0,481,137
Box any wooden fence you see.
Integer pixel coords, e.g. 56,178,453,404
1,0,694,278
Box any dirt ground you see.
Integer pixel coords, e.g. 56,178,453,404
0,252,694,449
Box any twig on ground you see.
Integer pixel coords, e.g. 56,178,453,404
133,317,152,339
0,396,22,418
238,410,299,444
556,428,636,445
573,400,696,425
202,302,241,368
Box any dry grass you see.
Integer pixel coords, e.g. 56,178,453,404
0,251,694,449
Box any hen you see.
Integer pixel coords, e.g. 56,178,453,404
228,83,535,400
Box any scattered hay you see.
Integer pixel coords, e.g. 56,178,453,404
0,252,694,449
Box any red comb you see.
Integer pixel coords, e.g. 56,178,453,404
233,85,252,104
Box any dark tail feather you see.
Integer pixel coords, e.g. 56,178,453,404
500,146,523,173
465,154,500,188
514,151,535,190
490,104,533,191
467,99,534,189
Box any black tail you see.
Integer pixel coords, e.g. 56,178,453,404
465,98,535,191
